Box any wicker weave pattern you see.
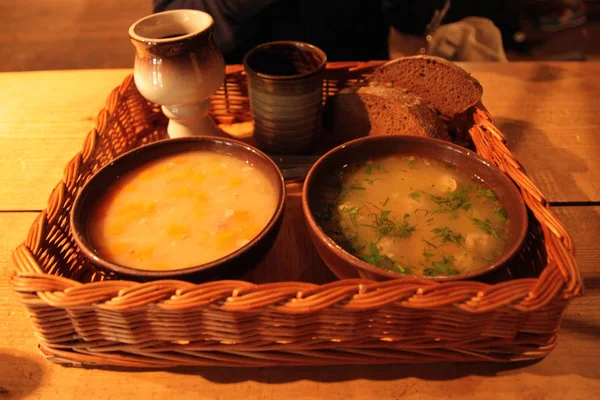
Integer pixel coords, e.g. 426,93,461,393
9,63,582,367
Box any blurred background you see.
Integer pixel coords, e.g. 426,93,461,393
1,0,599,72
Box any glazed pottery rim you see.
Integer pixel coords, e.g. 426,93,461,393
128,9,215,44
302,135,529,282
243,40,328,81
70,136,286,280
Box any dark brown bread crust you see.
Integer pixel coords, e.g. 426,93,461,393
323,85,451,144
356,85,450,140
366,55,483,117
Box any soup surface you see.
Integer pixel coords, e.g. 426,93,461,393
315,155,510,277
89,151,278,271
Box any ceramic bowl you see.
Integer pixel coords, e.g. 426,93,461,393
302,135,528,282
71,137,286,282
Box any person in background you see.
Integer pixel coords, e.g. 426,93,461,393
152,0,392,64
538,0,587,32
153,0,529,62
387,1,529,54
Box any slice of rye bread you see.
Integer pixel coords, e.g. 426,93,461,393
366,55,483,117
323,85,451,144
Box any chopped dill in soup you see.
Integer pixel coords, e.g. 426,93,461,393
314,156,510,277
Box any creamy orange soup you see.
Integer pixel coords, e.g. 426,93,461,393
88,152,278,271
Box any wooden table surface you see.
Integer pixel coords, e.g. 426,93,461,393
1,63,599,399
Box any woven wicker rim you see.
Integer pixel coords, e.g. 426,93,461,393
10,63,583,315
7,63,584,367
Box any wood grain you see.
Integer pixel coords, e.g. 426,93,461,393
0,63,599,211
462,63,600,204
0,0,149,72
1,205,598,399
0,70,132,211
245,183,337,284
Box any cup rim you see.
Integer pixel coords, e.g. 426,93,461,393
128,9,214,44
243,41,328,81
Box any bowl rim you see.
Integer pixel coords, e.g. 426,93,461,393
302,135,529,282
70,136,286,279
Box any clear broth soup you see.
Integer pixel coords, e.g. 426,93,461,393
315,155,510,277
88,152,278,271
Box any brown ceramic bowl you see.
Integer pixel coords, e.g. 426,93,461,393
302,135,528,282
70,136,286,282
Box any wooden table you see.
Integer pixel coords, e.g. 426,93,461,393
1,63,599,399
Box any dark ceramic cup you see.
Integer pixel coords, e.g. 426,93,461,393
243,41,327,154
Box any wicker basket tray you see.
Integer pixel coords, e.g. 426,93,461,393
9,62,582,368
